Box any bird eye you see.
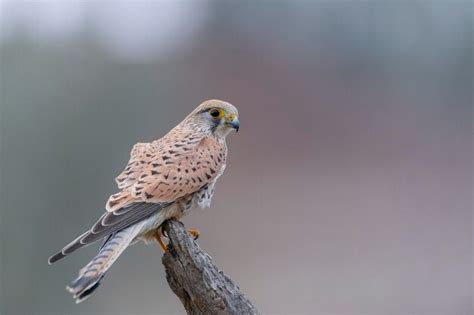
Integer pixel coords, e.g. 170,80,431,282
209,108,224,119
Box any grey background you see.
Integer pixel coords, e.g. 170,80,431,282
0,1,472,314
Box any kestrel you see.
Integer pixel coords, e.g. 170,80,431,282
48,99,239,303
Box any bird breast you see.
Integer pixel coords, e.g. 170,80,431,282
186,163,226,212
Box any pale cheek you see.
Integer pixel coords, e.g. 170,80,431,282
214,125,234,138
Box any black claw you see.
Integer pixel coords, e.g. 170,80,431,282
161,226,168,239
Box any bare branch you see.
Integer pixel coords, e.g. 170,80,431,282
161,219,259,315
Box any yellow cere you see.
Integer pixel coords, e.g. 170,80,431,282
226,114,236,122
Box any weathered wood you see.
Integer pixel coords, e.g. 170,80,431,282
161,219,259,315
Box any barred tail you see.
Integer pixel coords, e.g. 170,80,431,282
66,222,144,303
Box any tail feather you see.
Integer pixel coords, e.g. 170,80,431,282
66,222,145,303
48,202,167,265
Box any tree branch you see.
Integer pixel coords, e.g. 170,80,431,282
161,219,260,315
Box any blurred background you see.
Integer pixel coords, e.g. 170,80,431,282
0,1,472,314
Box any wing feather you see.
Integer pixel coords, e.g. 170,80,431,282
133,137,227,204
48,202,167,264
106,133,226,211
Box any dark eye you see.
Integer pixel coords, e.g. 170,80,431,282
209,108,223,118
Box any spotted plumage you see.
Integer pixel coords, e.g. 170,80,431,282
48,99,239,303
107,130,227,209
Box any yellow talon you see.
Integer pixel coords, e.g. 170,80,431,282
154,230,168,252
187,229,200,240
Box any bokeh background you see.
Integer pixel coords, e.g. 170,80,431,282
0,1,472,314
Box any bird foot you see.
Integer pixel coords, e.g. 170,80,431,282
187,228,200,240
154,228,200,252
154,231,168,252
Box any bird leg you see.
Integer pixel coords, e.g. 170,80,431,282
154,230,168,252
187,228,200,240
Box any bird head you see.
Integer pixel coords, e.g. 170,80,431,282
184,99,239,138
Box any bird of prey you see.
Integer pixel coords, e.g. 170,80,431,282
48,99,240,303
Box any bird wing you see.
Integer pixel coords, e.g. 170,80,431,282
133,136,227,203
115,142,150,190
106,131,227,211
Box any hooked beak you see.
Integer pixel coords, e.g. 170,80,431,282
226,115,240,132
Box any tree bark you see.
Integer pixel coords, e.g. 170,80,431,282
161,219,260,315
